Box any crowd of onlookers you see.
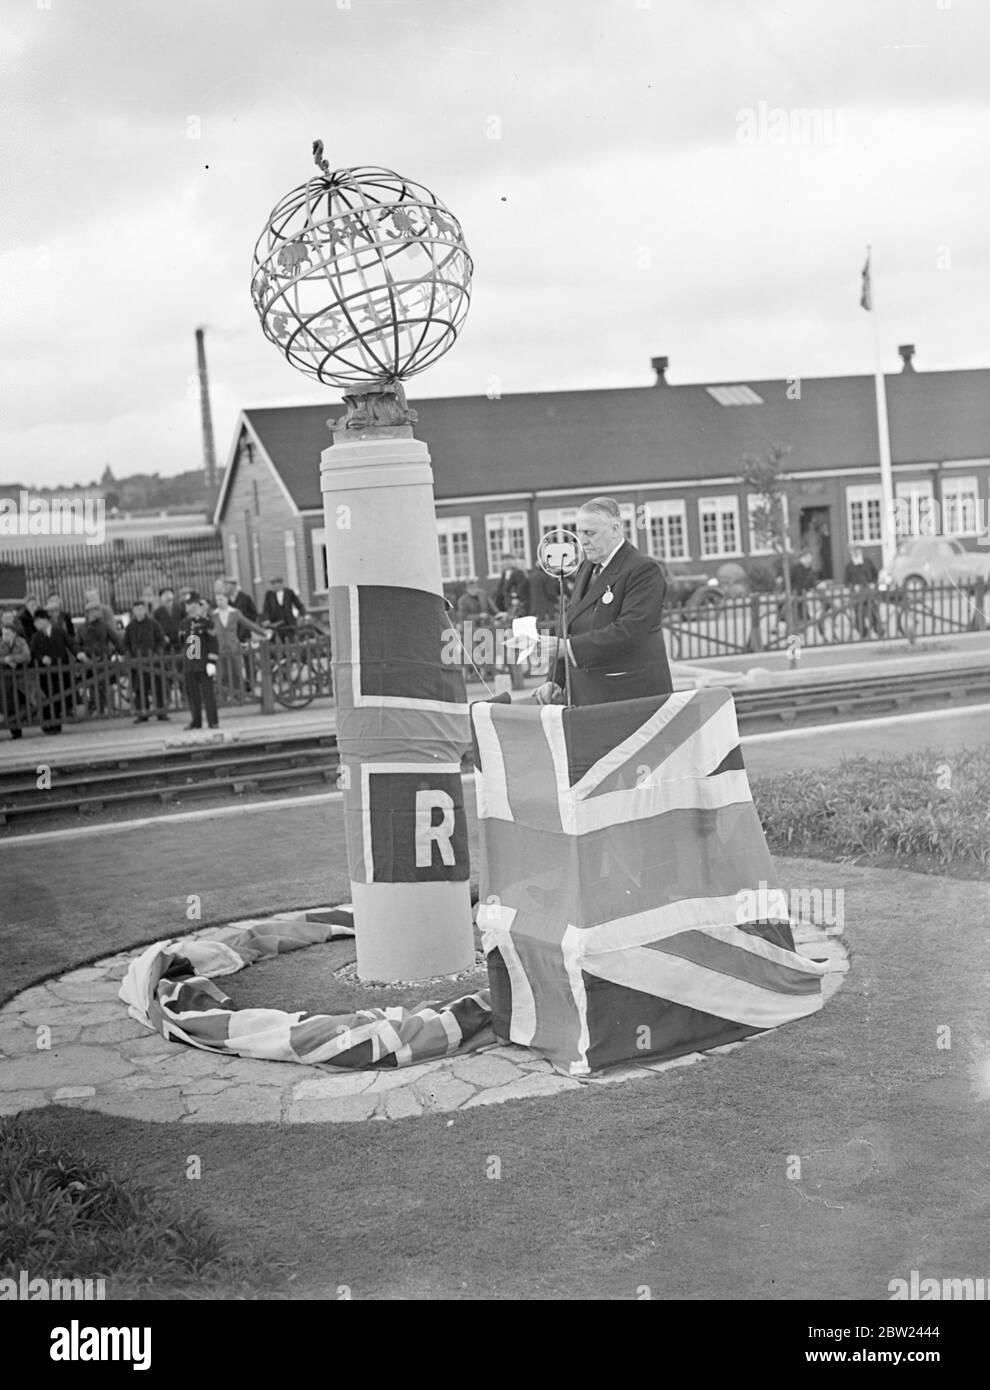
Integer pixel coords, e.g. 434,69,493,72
0,574,309,738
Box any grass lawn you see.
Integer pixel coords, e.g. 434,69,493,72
3,751,990,1299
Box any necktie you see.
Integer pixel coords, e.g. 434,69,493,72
591,563,602,579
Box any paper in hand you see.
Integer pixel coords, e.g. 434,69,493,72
510,615,540,662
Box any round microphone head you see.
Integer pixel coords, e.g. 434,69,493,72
538,529,584,578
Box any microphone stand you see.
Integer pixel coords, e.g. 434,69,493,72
557,569,573,708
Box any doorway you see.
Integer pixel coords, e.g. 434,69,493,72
799,506,833,580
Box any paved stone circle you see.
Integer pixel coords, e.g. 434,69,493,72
0,911,848,1125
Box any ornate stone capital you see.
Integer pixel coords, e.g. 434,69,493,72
330,380,419,438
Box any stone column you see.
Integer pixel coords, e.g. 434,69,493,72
321,382,475,982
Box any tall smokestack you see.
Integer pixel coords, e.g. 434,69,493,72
195,327,218,515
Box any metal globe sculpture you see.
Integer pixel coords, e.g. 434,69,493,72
251,150,473,389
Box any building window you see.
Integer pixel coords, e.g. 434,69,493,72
942,476,980,537
437,516,474,581
252,479,261,517
746,493,790,555
698,495,741,558
847,485,884,545
641,500,689,561
894,479,935,537
485,511,531,577
312,528,329,593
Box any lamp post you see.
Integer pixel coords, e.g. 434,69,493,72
251,150,476,982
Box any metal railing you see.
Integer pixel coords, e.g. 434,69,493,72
3,581,987,733
661,580,989,660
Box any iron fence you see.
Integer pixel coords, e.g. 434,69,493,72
0,535,225,617
2,582,986,735
661,581,988,660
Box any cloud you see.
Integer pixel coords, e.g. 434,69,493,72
2,0,988,485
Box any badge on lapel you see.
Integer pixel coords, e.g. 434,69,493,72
602,584,614,605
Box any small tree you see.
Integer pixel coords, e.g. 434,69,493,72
741,443,794,637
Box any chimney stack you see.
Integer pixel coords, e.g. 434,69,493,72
651,355,670,386
195,327,219,515
898,344,916,372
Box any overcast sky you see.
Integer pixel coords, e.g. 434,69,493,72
2,0,988,488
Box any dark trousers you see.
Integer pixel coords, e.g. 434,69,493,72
185,670,218,727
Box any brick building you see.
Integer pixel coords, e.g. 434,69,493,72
213,353,990,611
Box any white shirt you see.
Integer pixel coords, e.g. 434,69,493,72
593,539,625,575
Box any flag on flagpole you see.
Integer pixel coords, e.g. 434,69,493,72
860,251,872,310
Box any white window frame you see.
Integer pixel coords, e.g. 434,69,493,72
846,484,884,545
941,475,980,538
746,493,790,556
894,479,936,538
698,494,742,559
436,515,475,582
641,499,690,561
485,511,532,578
311,527,329,594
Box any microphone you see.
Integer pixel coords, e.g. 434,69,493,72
536,530,584,707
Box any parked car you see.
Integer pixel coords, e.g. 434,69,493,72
881,537,990,590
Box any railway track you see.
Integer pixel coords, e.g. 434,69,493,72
2,663,989,830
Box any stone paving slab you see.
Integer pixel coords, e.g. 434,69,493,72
0,908,849,1124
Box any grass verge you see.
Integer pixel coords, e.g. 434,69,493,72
752,747,990,875
0,1116,290,1299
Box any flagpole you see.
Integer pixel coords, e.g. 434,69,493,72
865,245,897,574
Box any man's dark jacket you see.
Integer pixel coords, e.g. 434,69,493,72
552,542,672,706
179,616,219,672
231,589,259,624
29,627,75,667
493,567,530,614
123,615,165,657
262,588,305,627
153,601,186,649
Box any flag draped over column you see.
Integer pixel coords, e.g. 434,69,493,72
471,689,829,1075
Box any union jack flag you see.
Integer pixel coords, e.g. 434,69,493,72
471,689,828,1075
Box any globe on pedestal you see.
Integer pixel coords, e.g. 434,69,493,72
251,163,473,389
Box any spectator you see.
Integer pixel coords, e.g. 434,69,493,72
123,599,169,723
44,593,78,654
78,601,124,714
844,546,881,638
153,586,185,651
29,608,77,734
179,593,220,731
225,576,259,624
1,610,30,739
788,549,818,628
493,554,530,616
456,579,497,682
211,590,270,697
16,594,40,642
456,578,497,622
82,587,117,631
261,576,306,637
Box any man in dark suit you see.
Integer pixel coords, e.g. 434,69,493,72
225,576,259,625
534,497,671,707
492,554,530,616
261,576,306,636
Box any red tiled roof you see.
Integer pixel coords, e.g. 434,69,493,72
230,368,990,515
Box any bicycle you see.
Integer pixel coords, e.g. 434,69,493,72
265,621,333,709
